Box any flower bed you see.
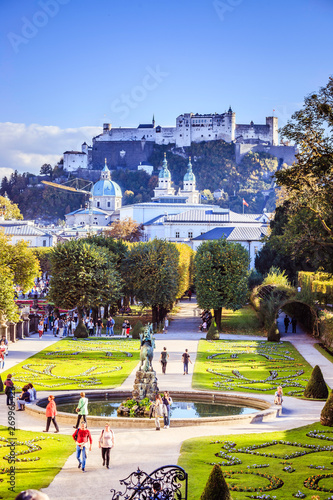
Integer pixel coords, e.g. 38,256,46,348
193,339,315,396
178,423,333,500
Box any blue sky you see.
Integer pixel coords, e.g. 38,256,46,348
0,0,332,176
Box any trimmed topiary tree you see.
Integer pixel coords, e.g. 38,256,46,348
304,365,329,399
74,320,88,339
131,320,144,339
320,390,333,426
206,321,220,340
200,464,232,500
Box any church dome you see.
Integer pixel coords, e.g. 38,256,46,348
183,157,196,182
159,153,171,179
91,160,122,197
91,179,122,197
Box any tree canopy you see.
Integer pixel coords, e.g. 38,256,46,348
195,238,250,329
125,239,180,324
0,195,23,220
274,76,333,272
49,239,122,318
0,231,40,322
104,217,144,242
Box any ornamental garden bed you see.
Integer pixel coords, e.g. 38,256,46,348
193,340,316,397
0,425,73,500
1,338,140,391
178,423,333,500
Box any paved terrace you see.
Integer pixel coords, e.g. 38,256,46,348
0,298,331,500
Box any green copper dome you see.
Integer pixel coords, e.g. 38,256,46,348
183,157,196,182
159,153,171,179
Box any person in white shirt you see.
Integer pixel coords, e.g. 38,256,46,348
98,423,115,469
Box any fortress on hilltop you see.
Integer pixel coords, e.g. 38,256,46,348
64,109,296,171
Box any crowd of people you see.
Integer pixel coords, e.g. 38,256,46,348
199,310,212,332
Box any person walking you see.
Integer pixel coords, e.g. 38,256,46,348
87,317,94,337
152,394,164,431
291,317,297,333
96,317,103,337
43,395,59,433
160,347,169,374
163,316,169,334
162,391,172,428
58,317,64,337
274,386,283,405
53,317,58,337
126,320,131,338
109,316,115,336
38,320,44,339
73,421,92,472
98,423,115,469
284,315,290,333
121,320,127,336
188,289,192,301
43,316,48,333
4,374,14,406
74,392,89,428
182,349,192,375
106,317,112,336
0,346,5,370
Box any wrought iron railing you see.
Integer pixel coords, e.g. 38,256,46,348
110,465,188,499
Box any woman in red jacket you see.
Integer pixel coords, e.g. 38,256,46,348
43,395,59,433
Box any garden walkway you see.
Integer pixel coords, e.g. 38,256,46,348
0,298,331,500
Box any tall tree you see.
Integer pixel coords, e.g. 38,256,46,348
125,240,180,324
104,217,144,242
275,77,333,271
0,231,40,292
49,240,122,321
195,238,250,330
0,195,23,220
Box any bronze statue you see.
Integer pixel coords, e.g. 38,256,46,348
139,323,155,372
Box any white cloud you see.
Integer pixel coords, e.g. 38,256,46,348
0,122,101,177
0,167,15,183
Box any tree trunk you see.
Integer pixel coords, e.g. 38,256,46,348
214,307,222,331
152,305,159,330
103,304,109,319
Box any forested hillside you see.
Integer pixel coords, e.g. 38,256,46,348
0,140,279,221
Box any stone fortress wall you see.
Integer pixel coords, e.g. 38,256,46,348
64,109,296,171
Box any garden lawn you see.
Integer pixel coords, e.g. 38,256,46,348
221,305,265,336
193,339,316,397
1,338,140,391
178,422,333,500
0,425,73,500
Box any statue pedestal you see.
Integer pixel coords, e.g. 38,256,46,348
132,370,159,400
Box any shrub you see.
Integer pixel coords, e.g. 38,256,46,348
131,320,144,339
206,321,220,340
267,324,280,342
200,464,232,500
248,269,263,290
304,365,329,399
320,390,333,426
74,320,88,339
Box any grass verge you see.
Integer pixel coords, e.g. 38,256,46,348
221,305,265,336
0,425,73,500
178,422,333,500
193,339,315,397
314,343,333,364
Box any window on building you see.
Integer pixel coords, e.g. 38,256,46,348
176,232,180,238
188,231,193,238
43,240,46,247
97,201,100,207
107,202,110,208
